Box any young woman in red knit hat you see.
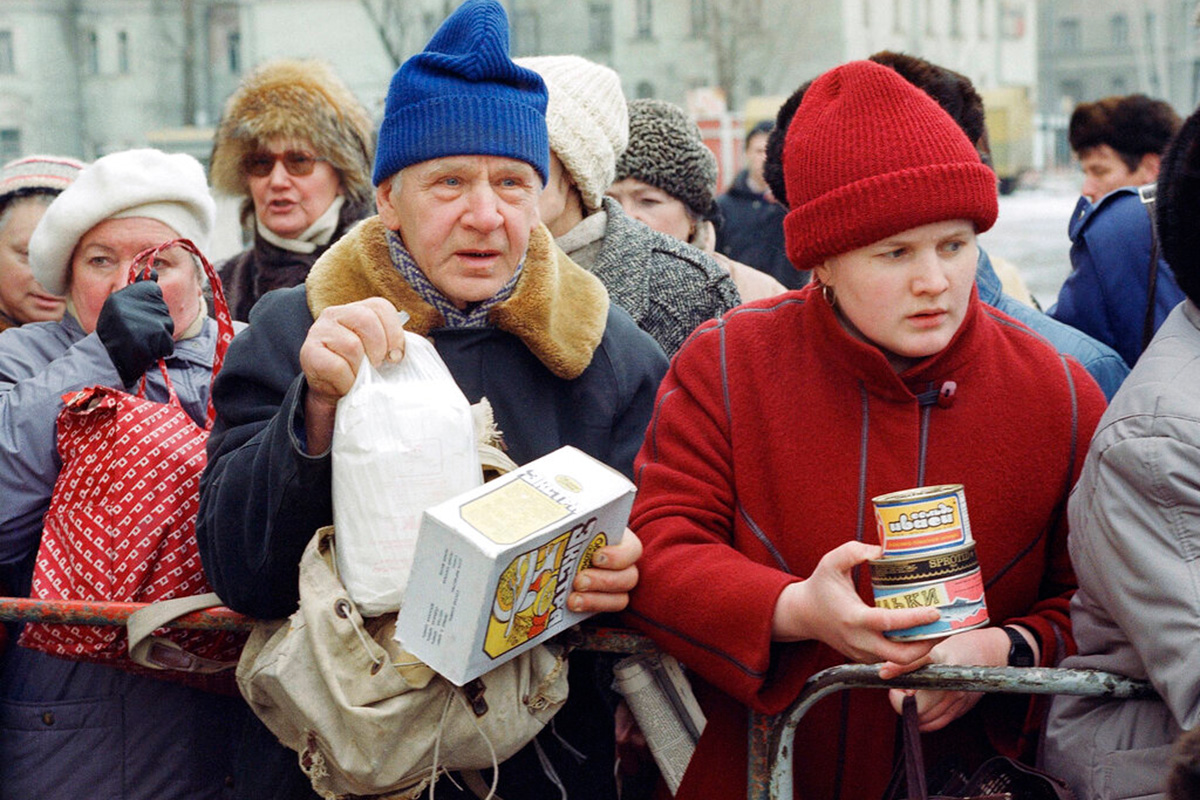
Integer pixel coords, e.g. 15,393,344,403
626,60,1107,800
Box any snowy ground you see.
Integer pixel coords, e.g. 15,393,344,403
978,171,1083,311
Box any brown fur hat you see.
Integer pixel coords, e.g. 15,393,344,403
210,59,375,208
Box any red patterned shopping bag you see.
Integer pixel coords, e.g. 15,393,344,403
18,239,243,686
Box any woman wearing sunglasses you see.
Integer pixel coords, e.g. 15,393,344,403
209,58,374,321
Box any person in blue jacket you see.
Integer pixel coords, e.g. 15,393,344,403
1048,94,1183,367
1050,187,1185,368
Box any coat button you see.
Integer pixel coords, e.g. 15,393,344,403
41,712,54,726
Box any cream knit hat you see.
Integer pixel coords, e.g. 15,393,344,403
515,55,628,211
30,149,216,296
0,155,85,208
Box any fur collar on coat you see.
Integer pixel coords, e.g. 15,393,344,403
305,217,609,380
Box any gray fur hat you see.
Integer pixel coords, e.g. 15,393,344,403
615,98,718,220
210,59,375,209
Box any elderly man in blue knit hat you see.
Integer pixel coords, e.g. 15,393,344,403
197,2,667,798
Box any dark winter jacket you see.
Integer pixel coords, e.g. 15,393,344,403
217,199,369,322
1049,189,1185,368
570,198,740,357
715,169,805,289
628,285,1106,799
197,218,668,800
0,314,240,800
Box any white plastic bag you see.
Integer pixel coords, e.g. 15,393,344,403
332,333,482,615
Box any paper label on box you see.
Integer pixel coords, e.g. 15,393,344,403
461,478,571,544
485,516,606,657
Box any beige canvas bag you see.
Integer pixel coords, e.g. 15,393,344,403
237,526,569,800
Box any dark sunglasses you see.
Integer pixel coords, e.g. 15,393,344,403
243,150,328,177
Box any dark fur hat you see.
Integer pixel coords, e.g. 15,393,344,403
210,59,375,208
1155,104,1200,305
616,98,718,221
1069,94,1180,168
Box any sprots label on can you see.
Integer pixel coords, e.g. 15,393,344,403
873,484,971,556
869,542,989,641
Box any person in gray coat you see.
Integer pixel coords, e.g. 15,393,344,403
1042,104,1200,800
516,55,740,357
0,149,240,800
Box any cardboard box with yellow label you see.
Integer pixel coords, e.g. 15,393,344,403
395,446,635,686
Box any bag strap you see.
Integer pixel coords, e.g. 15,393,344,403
128,238,235,430
461,769,505,800
902,695,929,800
1138,183,1161,355
127,592,237,674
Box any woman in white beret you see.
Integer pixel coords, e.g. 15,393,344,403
0,148,240,800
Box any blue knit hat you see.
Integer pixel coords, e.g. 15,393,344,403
372,0,549,186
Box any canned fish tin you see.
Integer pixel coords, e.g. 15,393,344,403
873,484,971,556
869,542,989,641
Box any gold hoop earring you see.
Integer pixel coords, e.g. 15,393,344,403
821,283,836,307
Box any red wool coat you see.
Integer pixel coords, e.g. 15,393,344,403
627,284,1106,800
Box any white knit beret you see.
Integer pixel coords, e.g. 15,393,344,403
30,149,216,296
515,55,628,211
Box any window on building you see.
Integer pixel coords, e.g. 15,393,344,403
1110,14,1127,47
978,0,989,38
512,10,539,55
925,0,935,36
893,0,904,33
1145,11,1157,50
0,30,13,74
636,80,654,99
1112,76,1127,94
85,30,99,75
690,0,708,38
747,77,765,96
0,129,20,163
635,0,653,39
227,31,241,73
1060,80,1083,107
1058,18,1080,52
1000,0,1026,39
589,2,613,51
117,30,129,74
862,0,871,28
950,0,962,37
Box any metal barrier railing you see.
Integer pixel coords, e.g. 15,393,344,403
747,663,1155,800
0,599,1154,799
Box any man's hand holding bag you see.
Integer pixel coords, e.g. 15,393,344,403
238,327,570,799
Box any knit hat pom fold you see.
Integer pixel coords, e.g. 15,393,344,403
516,55,628,211
782,60,997,273
0,156,85,206
372,0,549,185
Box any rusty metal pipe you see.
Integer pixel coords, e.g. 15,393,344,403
753,663,1154,800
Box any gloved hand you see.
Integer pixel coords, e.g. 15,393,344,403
95,272,175,386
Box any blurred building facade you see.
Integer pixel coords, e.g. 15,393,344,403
0,0,1037,175
1038,0,1200,168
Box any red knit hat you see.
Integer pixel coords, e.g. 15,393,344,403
782,60,997,273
